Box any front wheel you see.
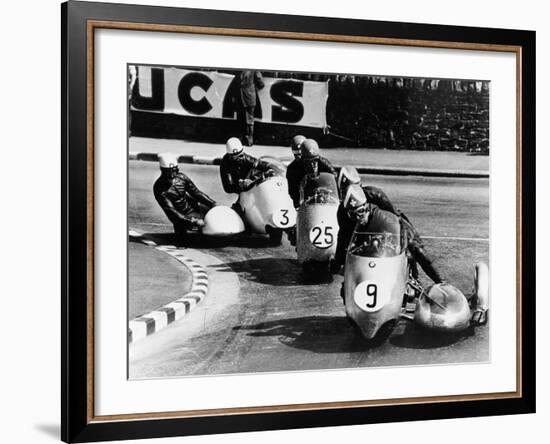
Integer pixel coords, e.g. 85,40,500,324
268,229,283,246
350,318,396,346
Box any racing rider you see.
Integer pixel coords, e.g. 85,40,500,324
337,166,399,215
286,138,337,208
220,137,273,212
153,153,217,236
337,166,425,271
331,184,445,286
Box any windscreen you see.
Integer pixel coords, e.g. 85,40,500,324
348,231,402,258
299,172,339,205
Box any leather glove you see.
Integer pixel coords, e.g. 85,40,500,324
190,218,205,228
239,178,253,189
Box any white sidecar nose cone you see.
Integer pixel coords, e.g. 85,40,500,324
202,206,245,236
414,283,471,332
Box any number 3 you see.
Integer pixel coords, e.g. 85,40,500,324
280,209,289,226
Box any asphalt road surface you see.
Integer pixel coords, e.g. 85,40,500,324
128,160,489,379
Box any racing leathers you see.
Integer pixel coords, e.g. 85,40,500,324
361,185,398,215
219,152,274,221
219,152,272,194
332,202,444,285
286,156,337,208
345,183,439,282
153,171,216,235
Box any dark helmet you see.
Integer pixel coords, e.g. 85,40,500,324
291,135,306,158
300,139,320,159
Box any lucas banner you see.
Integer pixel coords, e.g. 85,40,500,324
131,66,329,128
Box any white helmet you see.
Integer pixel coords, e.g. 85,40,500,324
343,184,367,209
158,153,179,169
226,137,244,155
338,166,361,192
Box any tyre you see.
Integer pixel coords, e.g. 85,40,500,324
268,229,283,246
351,319,396,346
367,320,396,346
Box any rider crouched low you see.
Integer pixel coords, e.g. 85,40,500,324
286,139,337,208
286,138,337,245
153,153,217,236
336,167,444,284
330,185,445,285
219,137,274,218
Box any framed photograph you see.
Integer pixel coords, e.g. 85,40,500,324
62,1,535,442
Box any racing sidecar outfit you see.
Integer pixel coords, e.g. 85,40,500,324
286,156,337,208
154,172,216,235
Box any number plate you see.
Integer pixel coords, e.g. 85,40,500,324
309,223,335,249
353,280,391,312
273,209,291,227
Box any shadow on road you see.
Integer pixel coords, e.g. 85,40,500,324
237,316,476,354
234,316,379,354
389,321,475,349
219,258,334,286
220,257,303,286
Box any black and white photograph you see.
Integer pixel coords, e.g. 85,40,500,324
127,64,490,379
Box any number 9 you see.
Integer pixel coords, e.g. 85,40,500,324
366,284,377,308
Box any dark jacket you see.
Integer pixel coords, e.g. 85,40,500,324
361,185,398,215
286,156,337,207
240,71,264,108
333,204,400,269
219,152,272,194
153,172,216,228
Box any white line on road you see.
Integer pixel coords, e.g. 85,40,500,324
423,236,489,242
